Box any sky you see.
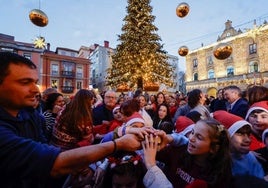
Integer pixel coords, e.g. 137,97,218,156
1,0,268,71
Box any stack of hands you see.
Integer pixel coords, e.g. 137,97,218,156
116,126,173,169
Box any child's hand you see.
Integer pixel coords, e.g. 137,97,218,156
153,130,173,151
127,126,155,140
142,134,158,169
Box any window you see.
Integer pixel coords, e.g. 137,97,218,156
51,79,58,88
77,81,82,89
249,43,257,54
207,56,213,65
249,61,258,73
51,64,59,75
92,69,96,78
64,79,73,87
23,53,31,60
208,69,215,79
193,73,198,81
70,52,76,57
63,63,74,72
76,67,83,78
227,66,234,77
193,59,198,68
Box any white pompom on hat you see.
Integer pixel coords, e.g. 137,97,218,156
212,110,251,137
245,101,268,120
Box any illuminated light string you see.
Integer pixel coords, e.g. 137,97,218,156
166,13,268,53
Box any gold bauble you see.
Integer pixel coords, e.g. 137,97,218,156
29,9,48,27
176,3,190,18
213,43,232,60
178,46,189,56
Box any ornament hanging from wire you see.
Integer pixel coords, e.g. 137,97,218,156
29,9,48,27
176,2,190,18
178,46,189,56
29,0,48,49
213,43,233,60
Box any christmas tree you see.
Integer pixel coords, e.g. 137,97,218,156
106,0,173,91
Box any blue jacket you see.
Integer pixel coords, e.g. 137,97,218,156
229,98,249,119
92,103,114,125
0,107,61,188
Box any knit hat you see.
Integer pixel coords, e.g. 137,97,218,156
262,128,268,144
112,105,120,114
212,110,251,137
175,116,195,136
245,101,268,120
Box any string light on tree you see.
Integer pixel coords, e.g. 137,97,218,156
106,0,173,91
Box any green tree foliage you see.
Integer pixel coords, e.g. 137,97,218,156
106,0,173,90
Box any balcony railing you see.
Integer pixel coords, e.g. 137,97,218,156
61,71,75,78
61,86,74,93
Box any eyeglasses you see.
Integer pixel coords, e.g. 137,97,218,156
105,96,116,99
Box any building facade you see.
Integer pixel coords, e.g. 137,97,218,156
0,33,91,96
185,20,268,97
89,41,114,92
0,33,43,68
40,48,90,96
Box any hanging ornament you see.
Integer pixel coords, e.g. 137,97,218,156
176,2,190,18
29,9,48,27
178,46,189,56
213,43,232,60
33,36,46,49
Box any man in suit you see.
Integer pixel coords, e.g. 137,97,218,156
224,85,249,118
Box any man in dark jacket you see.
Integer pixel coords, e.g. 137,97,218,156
224,85,249,118
0,52,142,188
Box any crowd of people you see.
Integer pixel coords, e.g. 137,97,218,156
1,51,268,188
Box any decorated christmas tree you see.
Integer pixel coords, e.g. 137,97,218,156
106,0,173,91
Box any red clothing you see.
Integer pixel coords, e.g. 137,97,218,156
93,124,110,135
169,105,178,118
250,133,265,151
108,119,123,132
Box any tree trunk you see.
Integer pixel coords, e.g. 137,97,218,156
137,77,143,90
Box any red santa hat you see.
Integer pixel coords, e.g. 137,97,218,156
245,101,268,120
125,112,145,127
175,116,195,136
262,128,268,144
212,110,251,137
